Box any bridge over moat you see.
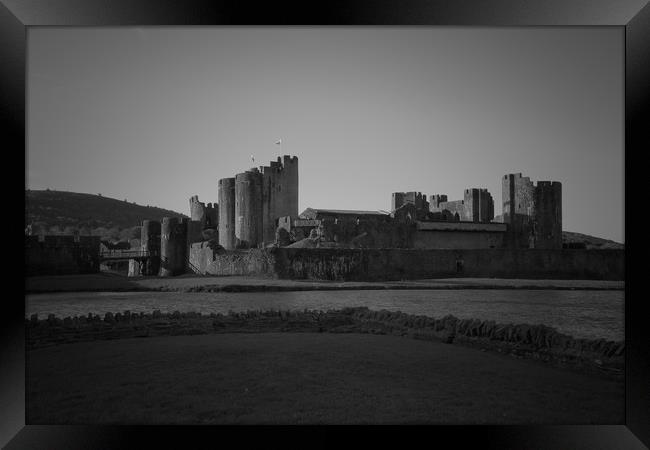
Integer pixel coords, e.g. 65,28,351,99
99,249,152,263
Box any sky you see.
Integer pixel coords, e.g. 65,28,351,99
27,27,624,243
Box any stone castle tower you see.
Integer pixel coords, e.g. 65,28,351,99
218,155,298,249
140,220,161,276
218,178,236,250
189,195,218,229
502,173,562,249
159,217,188,276
260,155,299,244
234,169,263,248
187,195,218,245
462,188,494,223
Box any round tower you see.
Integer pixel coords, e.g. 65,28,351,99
159,217,187,276
141,220,161,276
218,177,236,250
235,170,263,248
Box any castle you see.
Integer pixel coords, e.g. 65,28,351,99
25,154,623,280
122,155,567,277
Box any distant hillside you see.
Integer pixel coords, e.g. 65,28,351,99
25,190,187,238
562,231,624,250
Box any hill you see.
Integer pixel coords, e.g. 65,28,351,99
25,190,187,241
562,231,624,250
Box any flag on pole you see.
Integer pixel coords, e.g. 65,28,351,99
251,155,255,163
275,139,282,145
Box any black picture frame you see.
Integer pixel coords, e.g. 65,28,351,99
4,0,647,447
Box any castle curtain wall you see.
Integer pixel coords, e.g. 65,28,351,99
25,236,101,276
188,246,624,281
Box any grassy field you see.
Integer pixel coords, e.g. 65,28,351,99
27,332,624,425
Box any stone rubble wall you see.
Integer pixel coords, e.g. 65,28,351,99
26,307,623,378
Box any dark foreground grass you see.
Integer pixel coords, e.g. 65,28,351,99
27,332,624,424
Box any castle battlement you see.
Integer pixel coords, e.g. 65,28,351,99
536,180,562,189
283,155,298,165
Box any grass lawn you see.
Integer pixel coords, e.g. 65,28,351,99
27,332,624,425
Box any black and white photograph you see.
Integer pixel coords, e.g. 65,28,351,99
4,0,647,446
23,26,627,425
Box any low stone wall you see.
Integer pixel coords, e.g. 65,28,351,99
187,245,624,281
344,307,624,373
25,307,623,377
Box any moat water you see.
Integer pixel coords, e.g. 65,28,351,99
25,289,624,341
